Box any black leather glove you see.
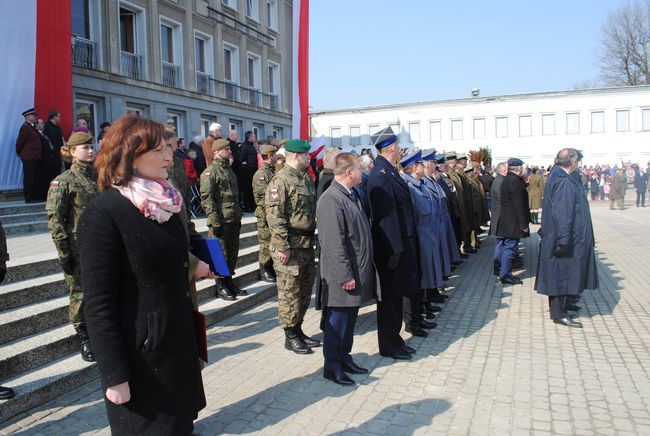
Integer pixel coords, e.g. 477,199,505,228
0,266,6,284
387,254,400,269
59,256,74,276
553,244,570,258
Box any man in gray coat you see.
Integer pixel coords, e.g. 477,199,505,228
490,162,508,275
317,153,375,385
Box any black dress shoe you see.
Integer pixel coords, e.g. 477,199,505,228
297,325,322,348
451,261,461,266
425,303,442,312
225,277,247,296
430,295,446,304
0,386,15,400
420,319,437,329
405,326,428,337
284,329,313,354
402,345,416,354
500,276,523,285
565,304,581,311
553,317,583,328
465,248,477,254
80,340,96,362
443,275,450,281
381,350,412,360
460,253,468,259
324,369,355,385
342,361,368,374
259,265,276,283
424,310,436,320
216,286,237,301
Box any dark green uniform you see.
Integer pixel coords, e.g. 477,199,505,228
253,162,275,266
169,155,192,222
266,165,316,329
46,162,99,329
200,158,241,274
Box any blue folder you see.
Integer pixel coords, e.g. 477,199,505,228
191,238,231,277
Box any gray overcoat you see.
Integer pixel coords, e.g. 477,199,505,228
316,180,376,307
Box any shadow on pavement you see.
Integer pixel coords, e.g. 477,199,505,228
332,398,453,435
578,249,621,318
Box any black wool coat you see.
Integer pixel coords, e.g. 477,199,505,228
366,155,419,298
496,172,530,239
78,188,206,435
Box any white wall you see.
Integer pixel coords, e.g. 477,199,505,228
310,86,650,167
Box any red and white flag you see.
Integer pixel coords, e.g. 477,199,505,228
291,0,309,141
0,0,72,191
309,135,326,168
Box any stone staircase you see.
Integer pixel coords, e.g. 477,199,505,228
0,202,276,423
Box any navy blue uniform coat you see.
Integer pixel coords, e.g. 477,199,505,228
535,167,598,296
496,172,530,239
366,156,419,297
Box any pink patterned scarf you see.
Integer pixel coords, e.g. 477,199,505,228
115,177,183,223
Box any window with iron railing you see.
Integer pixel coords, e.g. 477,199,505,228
196,71,214,95
121,50,143,79
162,61,180,87
72,35,96,69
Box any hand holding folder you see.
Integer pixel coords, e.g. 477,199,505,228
191,238,231,277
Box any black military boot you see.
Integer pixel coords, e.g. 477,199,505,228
259,263,276,283
76,327,96,362
224,276,247,296
284,327,312,354
215,279,236,301
297,323,321,348
268,262,277,279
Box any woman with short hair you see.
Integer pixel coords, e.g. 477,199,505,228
78,114,206,435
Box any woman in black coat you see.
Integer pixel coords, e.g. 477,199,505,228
78,115,206,435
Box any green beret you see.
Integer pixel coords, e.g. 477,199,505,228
67,132,94,146
211,138,229,152
284,139,311,153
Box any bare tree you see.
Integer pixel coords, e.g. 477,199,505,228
597,0,650,86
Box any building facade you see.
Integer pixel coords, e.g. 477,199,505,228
71,0,292,142
310,86,650,167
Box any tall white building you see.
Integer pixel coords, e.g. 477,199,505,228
310,85,650,167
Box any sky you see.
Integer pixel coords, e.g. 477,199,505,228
309,0,629,111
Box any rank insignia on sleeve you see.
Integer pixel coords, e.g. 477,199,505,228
270,187,280,202
50,181,59,186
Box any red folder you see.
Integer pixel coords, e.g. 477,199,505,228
193,310,208,363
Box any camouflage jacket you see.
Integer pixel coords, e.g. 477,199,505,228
200,158,241,229
253,162,275,219
169,155,191,212
265,165,316,251
46,162,99,255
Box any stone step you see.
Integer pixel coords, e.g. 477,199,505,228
0,201,45,216
0,279,277,424
0,212,48,225
0,246,265,346
3,218,259,284
2,221,49,236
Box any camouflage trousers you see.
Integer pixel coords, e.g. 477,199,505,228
63,256,85,329
209,221,241,276
256,217,271,265
273,247,315,329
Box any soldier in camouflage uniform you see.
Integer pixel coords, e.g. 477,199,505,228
253,143,278,283
46,132,99,362
274,138,288,173
200,138,245,300
164,128,192,223
266,139,321,354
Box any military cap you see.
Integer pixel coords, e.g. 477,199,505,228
370,126,398,150
400,149,423,168
67,132,94,146
421,149,437,161
434,153,446,163
284,139,311,153
457,153,468,161
22,108,37,117
260,144,278,156
507,157,525,167
211,138,230,152
444,152,457,161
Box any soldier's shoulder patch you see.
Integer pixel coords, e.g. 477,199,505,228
50,180,60,186
270,187,280,202
380,168,387,174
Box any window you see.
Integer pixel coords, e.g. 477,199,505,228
591,111,605,133
350,126,361,146
272,126,283,139
160,18,183,87
473,118,485,139
229,119,242,139
429,121,441,141
388,122,400,135
367,124,379,144
247,54,261,88
75,99,98,138
126,103,148,116
119,3,145,79
223,44,239,83
331,127,342,147
495,117,508,138
253,123,264,140
119,8,136,53
566,112,580,134
268,62,280,110
616,109,630,132
542,114,555,135
72,0,90,39
451,119,463,140
200,116,216,139
246,0,259,20
642,108,650,131
166,111,184,139
195,38,206,73
222,0,237,10
519,115,532,137
407,122,420,142
266,0,278,29
161,24,174,63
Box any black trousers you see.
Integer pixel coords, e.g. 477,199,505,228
403,290,423,329
377,295,405,355
549,295,568,319
21,159,40,202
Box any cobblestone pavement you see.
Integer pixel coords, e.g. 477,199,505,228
3,199,650,435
